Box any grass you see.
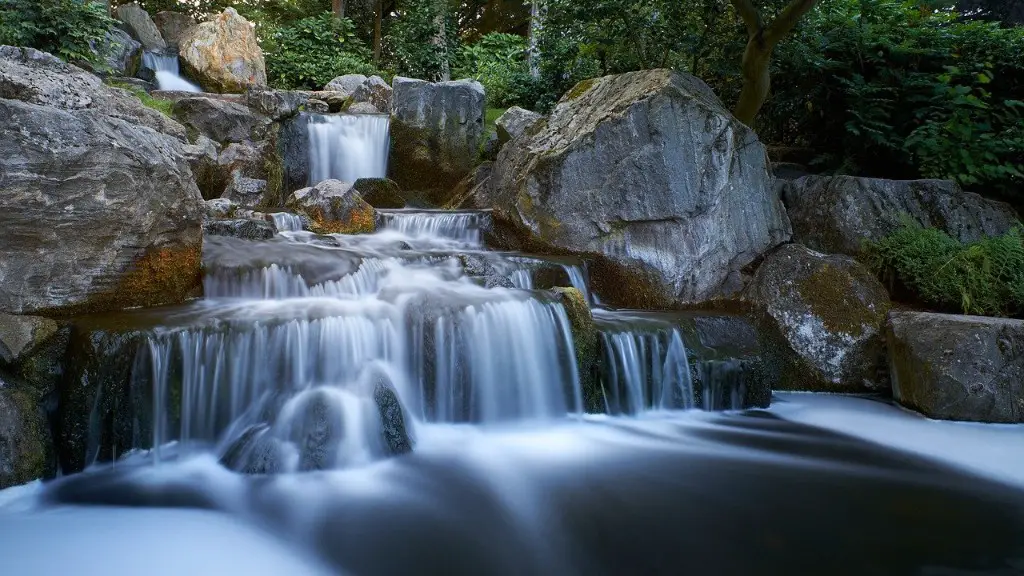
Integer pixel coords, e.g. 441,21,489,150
105,80,175,117
485,107,507,136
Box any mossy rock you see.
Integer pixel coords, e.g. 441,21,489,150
0,386,53,488
354,178,405,209
552,287,601,412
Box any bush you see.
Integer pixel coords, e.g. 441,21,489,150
863,218,1024,317
0,0,115,65
263,12,376,90
383,1,459,82
454,33,531,109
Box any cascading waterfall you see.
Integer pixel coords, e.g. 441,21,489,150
142,51,201,93
595,321,695,414
308,114,390,185
376,209,488,247
270,213,305,232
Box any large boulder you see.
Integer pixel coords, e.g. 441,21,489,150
350,75,392,113
0,47,204,315
0,385,52,489
171,96,270,143
887,311,1024,423
389,77,486,203
89,28,142,77
745,243,891,393
115,2,166,52
179,8,267,93
495,106,543,147
354,178,406,209
324,74,368,96
781,176,1020,257
245,88,309,121
153,11,196,51
482,69,791,307
287,180,375,235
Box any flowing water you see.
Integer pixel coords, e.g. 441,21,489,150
308,114,390,185
2,125,1023,576
142,51,202,93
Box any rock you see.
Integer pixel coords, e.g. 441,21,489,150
483,69,791,307
109,76,155,93
179,8,267,93
551,288,600,412
89,28,142,77
887,311,1024,423
351,75,392,113
745,244,891,393
0,316,59,366
245,88,308,120
446,162,494,209
372,374,412,455
306,98,330,114
495,106,543,146
481,131,500,161
182,135,222,199
354,178,405,209
287,180,375,235
772,162,810,180
203,219,276,240
0,386,52,489
287,390,343,471
346,102,380,114
389,77,486,202
0,49,205,315
781,176,1020,257
115,2,167,52
307,91,350,112
204,198,238,219
0,46,187,141
153,11,196,50
279,113,310,193
223,174,269,209
324,74,367,96
171,96,269,143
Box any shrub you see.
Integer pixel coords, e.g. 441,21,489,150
263,12,376,90
0,0,115,65
863,218,1024,317
383,1,459,82
454,33,531,109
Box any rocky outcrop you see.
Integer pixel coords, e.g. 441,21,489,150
482,70,791,307
0,316,59,366
245,88,309,121
389,77,486,203
203,219,277,240
153,11,196,50
89,28,142,77
324,74,367,96
745,244,890,393
781,176,1020,257
495,106,543,147
351,75,392,113
179,8,267,93
287,180,376,235
354,178,405,209
887,311,1024,423
0,385,52,489
0,47,204,315
172,96,270,143
115,2,166,52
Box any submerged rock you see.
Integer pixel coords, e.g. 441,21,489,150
179,8,267,93
373,376,412,456
389,77,486,203
288,180,376,235
552,288,600,412
116,2,167,52
203,218,277,240
0,385,52,489
482,69,791,307
354,178,405,209
289,390,344,472
781,176,1020,257
887,311,1024,423
745,244,890,393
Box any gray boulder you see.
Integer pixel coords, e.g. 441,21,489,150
115,2,167,52
781,176,1020,257
324,74,367,96
351,75,392,113
888,311,1024,423
347,102,380,114
203,218,277,240
223,174,269,209
495,106,543,146
245,88,309,120
0,48,204,315
89,28,142,77
0,385,51,489
389,77,486,203
171,96,270,143
372,375,412,455
482,69,791,307
182,135,222,199
0,315,59,366
153,11,196,50
287,180,375,235
745,243,891,393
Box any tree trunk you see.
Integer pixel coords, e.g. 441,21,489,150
333,0,346,18
432,0,451,81
373,0,384,65
733,36,772,126
528,0,546,79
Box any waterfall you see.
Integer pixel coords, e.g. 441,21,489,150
308,114,390,185
270,213,305,232
376,209,489,246
596,325,695,414
142,51,201,93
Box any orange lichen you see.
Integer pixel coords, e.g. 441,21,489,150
307,204,376,235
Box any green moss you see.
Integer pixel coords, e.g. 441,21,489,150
552,287,601,412
106,80,175,117
485,107,506,135
564,78,598,101
797,263,888,337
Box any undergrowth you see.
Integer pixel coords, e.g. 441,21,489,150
105,80,175,117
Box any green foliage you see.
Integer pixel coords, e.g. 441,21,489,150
106,79,175,116
263,12,376,90
384,1,460,82
454,33,531,108
864,218,1024,317
0,0,116,65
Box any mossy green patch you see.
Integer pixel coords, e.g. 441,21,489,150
797,263,888,337
106,80,175,117
552,287,601,412
564,78,598,102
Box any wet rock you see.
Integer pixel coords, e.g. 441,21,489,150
115,2,166,52
0,48,204,315
354,178,405,209
88,28,142,77
447,162,494,210
780,176,1020,257
373,376,412,456
552,287,600,412
223,174,269,209
389,77,486,203
483,70,791,307
351,75,392,113
153,11,196,51
203,218,276,240
172,96,270,143
324,74,367,96
179,8,267,93
0,385,52,489
287,180,376,235
279,113,310,193
347,102,380,114
745,243,890,393
0,316,59,366
495,106,543,147
887,311,1024,423
290,390,343,471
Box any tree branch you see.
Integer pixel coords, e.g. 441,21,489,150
764,0,818,46
729,0,765,39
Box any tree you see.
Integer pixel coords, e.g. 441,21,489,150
333,0,347,18
729,0,818,125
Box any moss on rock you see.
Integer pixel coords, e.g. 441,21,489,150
552,287,601,412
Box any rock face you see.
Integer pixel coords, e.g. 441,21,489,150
90,28,142,77
287,180,376,235
745,244,891,392
153,11,196,50
781,176,1020,256
483,70,791,306
887,312,1024,423
324,74,367,95
179,8,267,93
372,375,412,456
0,385,51,489
0,316,59,365
389,77,486,202
351,75,392,113
495,106,543,146
0,47,204,315
172,96,269,143
115,2,167,52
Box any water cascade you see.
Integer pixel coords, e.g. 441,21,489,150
142,51,202,93
308,114,390,185
270,212,305,232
